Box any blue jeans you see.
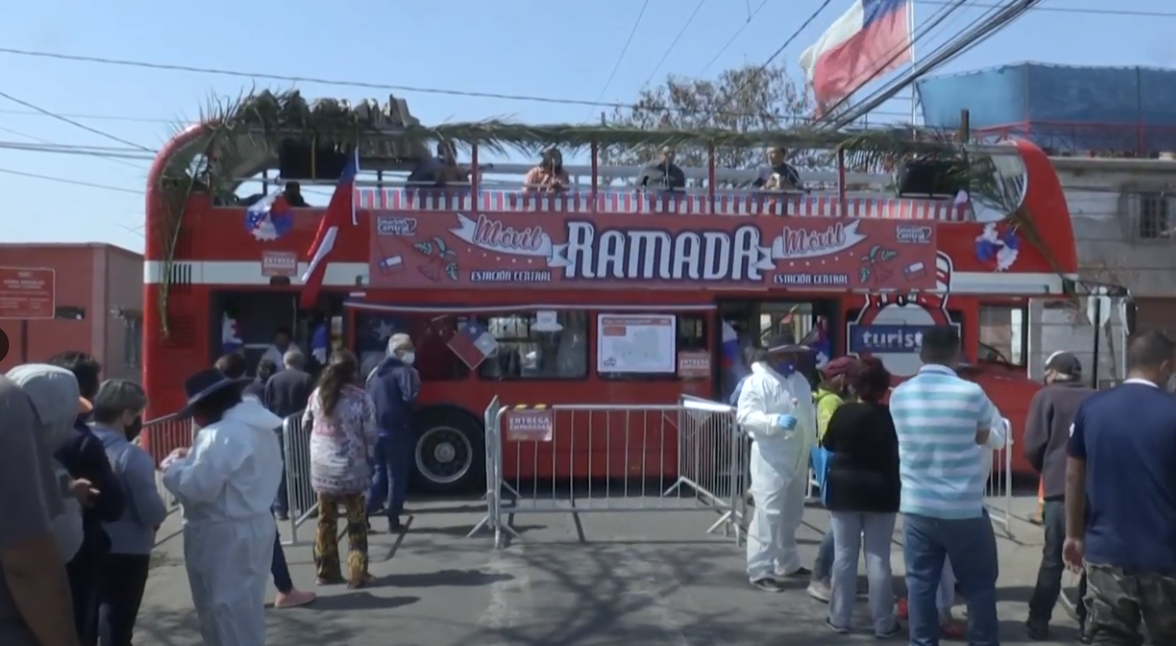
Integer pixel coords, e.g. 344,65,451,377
903,512,999,646
813,526,835,581
271,530,292,594
367,432,414,519
273,429,288,516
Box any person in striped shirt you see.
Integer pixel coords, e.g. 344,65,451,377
889,325,999,646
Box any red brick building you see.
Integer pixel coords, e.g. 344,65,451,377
0,243,143,381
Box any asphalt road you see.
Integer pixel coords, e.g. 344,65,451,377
136,495,1085,646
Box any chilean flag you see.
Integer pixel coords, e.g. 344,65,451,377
447,320,498,370
801,316,831,369
300,150,358,310
799,0,911,113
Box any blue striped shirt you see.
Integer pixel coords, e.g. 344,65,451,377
890,365,996,519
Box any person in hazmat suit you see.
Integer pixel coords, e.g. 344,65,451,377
161,368,285,646
737,333,817,591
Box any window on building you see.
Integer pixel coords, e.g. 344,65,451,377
600,314,708,380
477,310,588,380
978,304,1026,366
1134,191,1172,239
123,316,142,368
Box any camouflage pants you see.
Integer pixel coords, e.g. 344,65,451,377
1085,562,1176,645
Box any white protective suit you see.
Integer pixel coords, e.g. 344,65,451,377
736,361,816,580
938,409,1008,614
162,399,284,646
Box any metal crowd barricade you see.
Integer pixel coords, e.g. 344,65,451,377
140,413,197,508
483,397,745,549
280,410,319,545
984,417,1015,533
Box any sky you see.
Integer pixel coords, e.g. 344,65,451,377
1,0,1173,254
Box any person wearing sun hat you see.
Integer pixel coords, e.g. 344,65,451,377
161,368,287,646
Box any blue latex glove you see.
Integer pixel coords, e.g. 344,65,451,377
771,414,798,430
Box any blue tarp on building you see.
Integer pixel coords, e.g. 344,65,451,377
915,64,1176,153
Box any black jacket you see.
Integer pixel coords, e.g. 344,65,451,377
264,369,314,421
1023,380,1095,500
55,416,126,555
821,402,901,514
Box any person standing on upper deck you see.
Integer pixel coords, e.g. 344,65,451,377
637,146,686,191
736,333,817,592
1065,330,1176,646
753,146,803,191
889,325,999,646
523,148,569,193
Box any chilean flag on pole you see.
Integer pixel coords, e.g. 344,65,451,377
299,150,358,310
799,0,912,114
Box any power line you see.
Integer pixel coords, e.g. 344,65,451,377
0,89,153,152
920,0,1176,17
0,108,171,124
0,46,924,124
697,0,770,76
0,125,150,168
589,0,652,119
0,167,141,194
641,0,708,88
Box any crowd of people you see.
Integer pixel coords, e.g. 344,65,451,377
0,328,421,646
5,319,1173,645
735,324,1176,645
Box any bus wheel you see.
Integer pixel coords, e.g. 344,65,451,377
412,408,484,494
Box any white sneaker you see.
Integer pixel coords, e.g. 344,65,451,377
807,580,831,602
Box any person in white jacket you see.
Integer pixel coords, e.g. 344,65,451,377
161,368,285,646
736,334,817,591
936,410,1008,632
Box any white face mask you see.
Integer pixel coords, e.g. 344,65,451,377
401,351,416,366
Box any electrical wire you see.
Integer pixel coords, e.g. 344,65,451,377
831,0,1045,127
0,89,153,152
641,0,708,88
817,0,974,121
0,125,150,168
697,0,770,76
0,167,141,194
587,0,651,120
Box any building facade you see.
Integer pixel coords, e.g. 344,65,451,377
0,243,143,381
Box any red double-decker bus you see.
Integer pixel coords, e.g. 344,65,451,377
142,95,1080,493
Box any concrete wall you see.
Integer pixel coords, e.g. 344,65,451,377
0,243,143,381
1026,157,1176,385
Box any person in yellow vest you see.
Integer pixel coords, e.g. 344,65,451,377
807,356,858,602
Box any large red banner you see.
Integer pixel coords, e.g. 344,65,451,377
367,211,938,291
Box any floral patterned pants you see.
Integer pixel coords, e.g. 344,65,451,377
313,493,369,585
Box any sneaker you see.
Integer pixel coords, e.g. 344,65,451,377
273,589,317,608
781,566,813,579
825,618,849,634
1025,619,1050,641
807,580,831,602
752,578,785,592
875,623,902,639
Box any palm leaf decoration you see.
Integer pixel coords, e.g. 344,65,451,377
152,89,1036,335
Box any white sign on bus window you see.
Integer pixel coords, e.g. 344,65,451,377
596,314,676,374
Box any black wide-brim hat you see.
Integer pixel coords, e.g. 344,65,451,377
766,331,810,354
177,368,251,418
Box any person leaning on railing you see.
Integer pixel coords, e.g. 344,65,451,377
523,147,570,193
303,350,379,589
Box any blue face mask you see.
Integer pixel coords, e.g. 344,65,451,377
773,360,796,376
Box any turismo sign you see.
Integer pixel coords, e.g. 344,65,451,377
368,211,938,290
